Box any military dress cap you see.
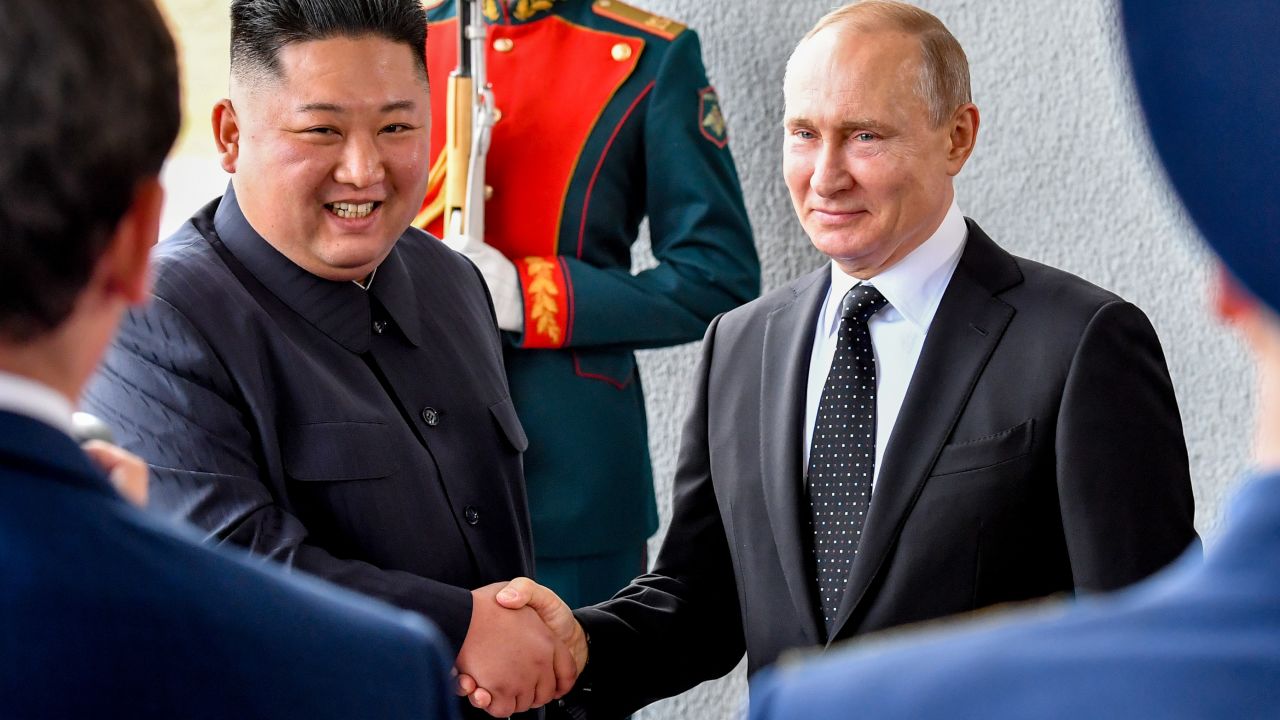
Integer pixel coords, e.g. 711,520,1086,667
1121,1,1280,312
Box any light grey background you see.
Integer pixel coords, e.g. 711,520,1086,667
624,1,1254,718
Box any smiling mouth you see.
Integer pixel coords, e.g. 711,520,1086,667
325,201,381,219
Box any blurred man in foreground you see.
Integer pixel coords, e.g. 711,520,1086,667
0,1,456,717
748,2,1280,717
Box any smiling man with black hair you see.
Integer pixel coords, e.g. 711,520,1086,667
84,0,577,715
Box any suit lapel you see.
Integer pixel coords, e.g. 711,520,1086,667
760,267,829,646
829,222,1023,641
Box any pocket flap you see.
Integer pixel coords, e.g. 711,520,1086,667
282,421,399,481
489,397,529,452
573,350,636,389
931,419,1034,477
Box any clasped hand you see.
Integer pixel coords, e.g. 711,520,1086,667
454,578,587,717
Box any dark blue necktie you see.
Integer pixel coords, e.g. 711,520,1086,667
807,283,888,633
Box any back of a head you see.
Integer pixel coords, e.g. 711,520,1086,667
795,0,971,127
0,0,179,343
230,0,428,86
1122,1,1279,314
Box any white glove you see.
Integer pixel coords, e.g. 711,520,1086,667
444,233,524,333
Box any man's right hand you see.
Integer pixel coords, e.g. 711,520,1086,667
455,582,579,717
82,439,148,507
459,577,589,713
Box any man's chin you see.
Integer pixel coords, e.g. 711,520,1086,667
304,251,391,283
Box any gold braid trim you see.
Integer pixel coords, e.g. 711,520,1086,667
524,257,563,345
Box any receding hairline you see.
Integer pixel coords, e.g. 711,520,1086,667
802,0,948,43
786,0,972,127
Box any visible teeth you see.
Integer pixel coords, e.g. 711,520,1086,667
329,201,375,219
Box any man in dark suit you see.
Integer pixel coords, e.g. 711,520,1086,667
463,1,1196,716
0,1,455,717
83,0,575,715
748,2,1280,717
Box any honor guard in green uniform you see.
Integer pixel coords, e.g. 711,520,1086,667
417,0,760,607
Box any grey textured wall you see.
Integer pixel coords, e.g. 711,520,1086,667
629,1,1255,718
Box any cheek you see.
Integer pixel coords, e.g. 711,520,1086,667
384,137,431,188
782,153,813,200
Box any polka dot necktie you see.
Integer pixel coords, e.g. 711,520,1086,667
807,283,888,633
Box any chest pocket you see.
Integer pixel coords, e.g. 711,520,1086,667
489,397,529,453
282,421,400,481
930,419,1034,477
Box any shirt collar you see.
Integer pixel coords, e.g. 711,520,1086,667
0,370,73,436
213,185,423,352
825,199,968,335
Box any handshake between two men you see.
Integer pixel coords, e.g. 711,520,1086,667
456,579,585,717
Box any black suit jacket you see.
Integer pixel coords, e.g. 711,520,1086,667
85,190,534,658
571,221,1197,717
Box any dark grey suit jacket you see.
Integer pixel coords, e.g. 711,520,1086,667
570,220,1197,717
85,190,534,656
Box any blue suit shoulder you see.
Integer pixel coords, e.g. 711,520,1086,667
0,416,457,720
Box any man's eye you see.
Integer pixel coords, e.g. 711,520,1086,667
855,132,876,142
382,124,412,134
305,127,337,136
792,129,816,140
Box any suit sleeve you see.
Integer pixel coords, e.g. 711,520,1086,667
567,314,747,716
1055,300,1198,591
512,30,760,351
82,295,475,652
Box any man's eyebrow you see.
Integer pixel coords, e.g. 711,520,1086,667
783,116,897,134
295,100,418,113
840,119,894,133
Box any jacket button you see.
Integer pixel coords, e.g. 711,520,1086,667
493,37,514,53
373,319,387,335
421,407,441,426
464,506,480,525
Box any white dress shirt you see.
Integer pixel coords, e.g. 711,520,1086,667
803,200,968,487
0,369,74,436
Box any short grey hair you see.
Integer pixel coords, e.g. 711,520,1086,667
796,0,971,127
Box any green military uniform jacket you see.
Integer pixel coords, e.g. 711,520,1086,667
421,0,759,560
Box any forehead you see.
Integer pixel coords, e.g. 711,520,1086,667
268,35,426,103
784,27,924,118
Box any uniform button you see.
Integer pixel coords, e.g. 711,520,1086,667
493,37,514,53
484,184,494,200
492,107,503,124
373,319,388,335
421,407,441,426
611,42,632,62
464,506,480,525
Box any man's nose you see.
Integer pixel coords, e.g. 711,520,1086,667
811,142,853,196
334,134,386,188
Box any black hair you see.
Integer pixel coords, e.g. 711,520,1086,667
230,0,428,83
0,0,180,341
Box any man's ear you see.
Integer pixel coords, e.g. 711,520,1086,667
945,103,980,176
1214,264,1259,326
213,98,240,174
102,177,164,306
